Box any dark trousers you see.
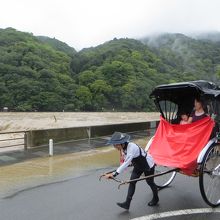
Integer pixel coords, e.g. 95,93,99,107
127,166,158,200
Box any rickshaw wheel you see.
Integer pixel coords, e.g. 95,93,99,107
199,143,220,207
154,165,177,189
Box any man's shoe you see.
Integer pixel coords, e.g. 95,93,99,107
116,201,130,210
148,197,159,206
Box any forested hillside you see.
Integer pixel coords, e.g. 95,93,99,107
0,28,77,111
142,33,220,81
1,28,220,112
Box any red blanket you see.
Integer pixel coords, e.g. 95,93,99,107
149,116,215,175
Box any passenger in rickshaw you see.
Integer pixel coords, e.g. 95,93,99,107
182,97,218,138
188,97,207,123
179,111,189,125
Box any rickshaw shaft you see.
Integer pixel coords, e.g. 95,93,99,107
118,168,179,189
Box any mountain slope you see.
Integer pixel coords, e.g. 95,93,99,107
141,33,220,81
0,28,77,111
1,28,220,111
37,36,76,56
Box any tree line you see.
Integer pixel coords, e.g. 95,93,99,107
1,28,220,112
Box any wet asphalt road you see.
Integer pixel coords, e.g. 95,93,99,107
0,166,219,220
0,131,219,220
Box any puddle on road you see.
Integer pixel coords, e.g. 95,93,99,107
0,138,149,198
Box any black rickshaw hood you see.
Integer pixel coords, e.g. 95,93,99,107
150,80,220,99
150,80,220,124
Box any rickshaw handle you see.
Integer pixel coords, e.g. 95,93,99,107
118,168,180,189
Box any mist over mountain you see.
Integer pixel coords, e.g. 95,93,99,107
141,33,220,82
1,28,220,112
191,31,220,42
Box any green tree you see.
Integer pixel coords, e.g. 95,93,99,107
76,86,92,110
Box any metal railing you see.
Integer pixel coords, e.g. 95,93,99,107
0,131,26,151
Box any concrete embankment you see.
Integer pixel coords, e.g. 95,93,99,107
26,120,159,148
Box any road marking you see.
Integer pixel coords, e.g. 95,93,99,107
131,208,220,220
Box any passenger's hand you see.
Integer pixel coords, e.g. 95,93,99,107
105,173,113,179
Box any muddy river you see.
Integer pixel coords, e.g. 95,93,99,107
0,137,149,199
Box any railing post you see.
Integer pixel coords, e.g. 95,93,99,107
24,131,32,149
24,132,27,150
86,127,91,146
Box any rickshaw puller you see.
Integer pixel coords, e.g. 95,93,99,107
105,132,159,210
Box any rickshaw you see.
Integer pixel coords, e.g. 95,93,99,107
145,80,220,207
100,80,220,207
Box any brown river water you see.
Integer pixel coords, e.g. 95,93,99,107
0,138,149,198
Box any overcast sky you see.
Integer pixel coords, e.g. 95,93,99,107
1,0,220,50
